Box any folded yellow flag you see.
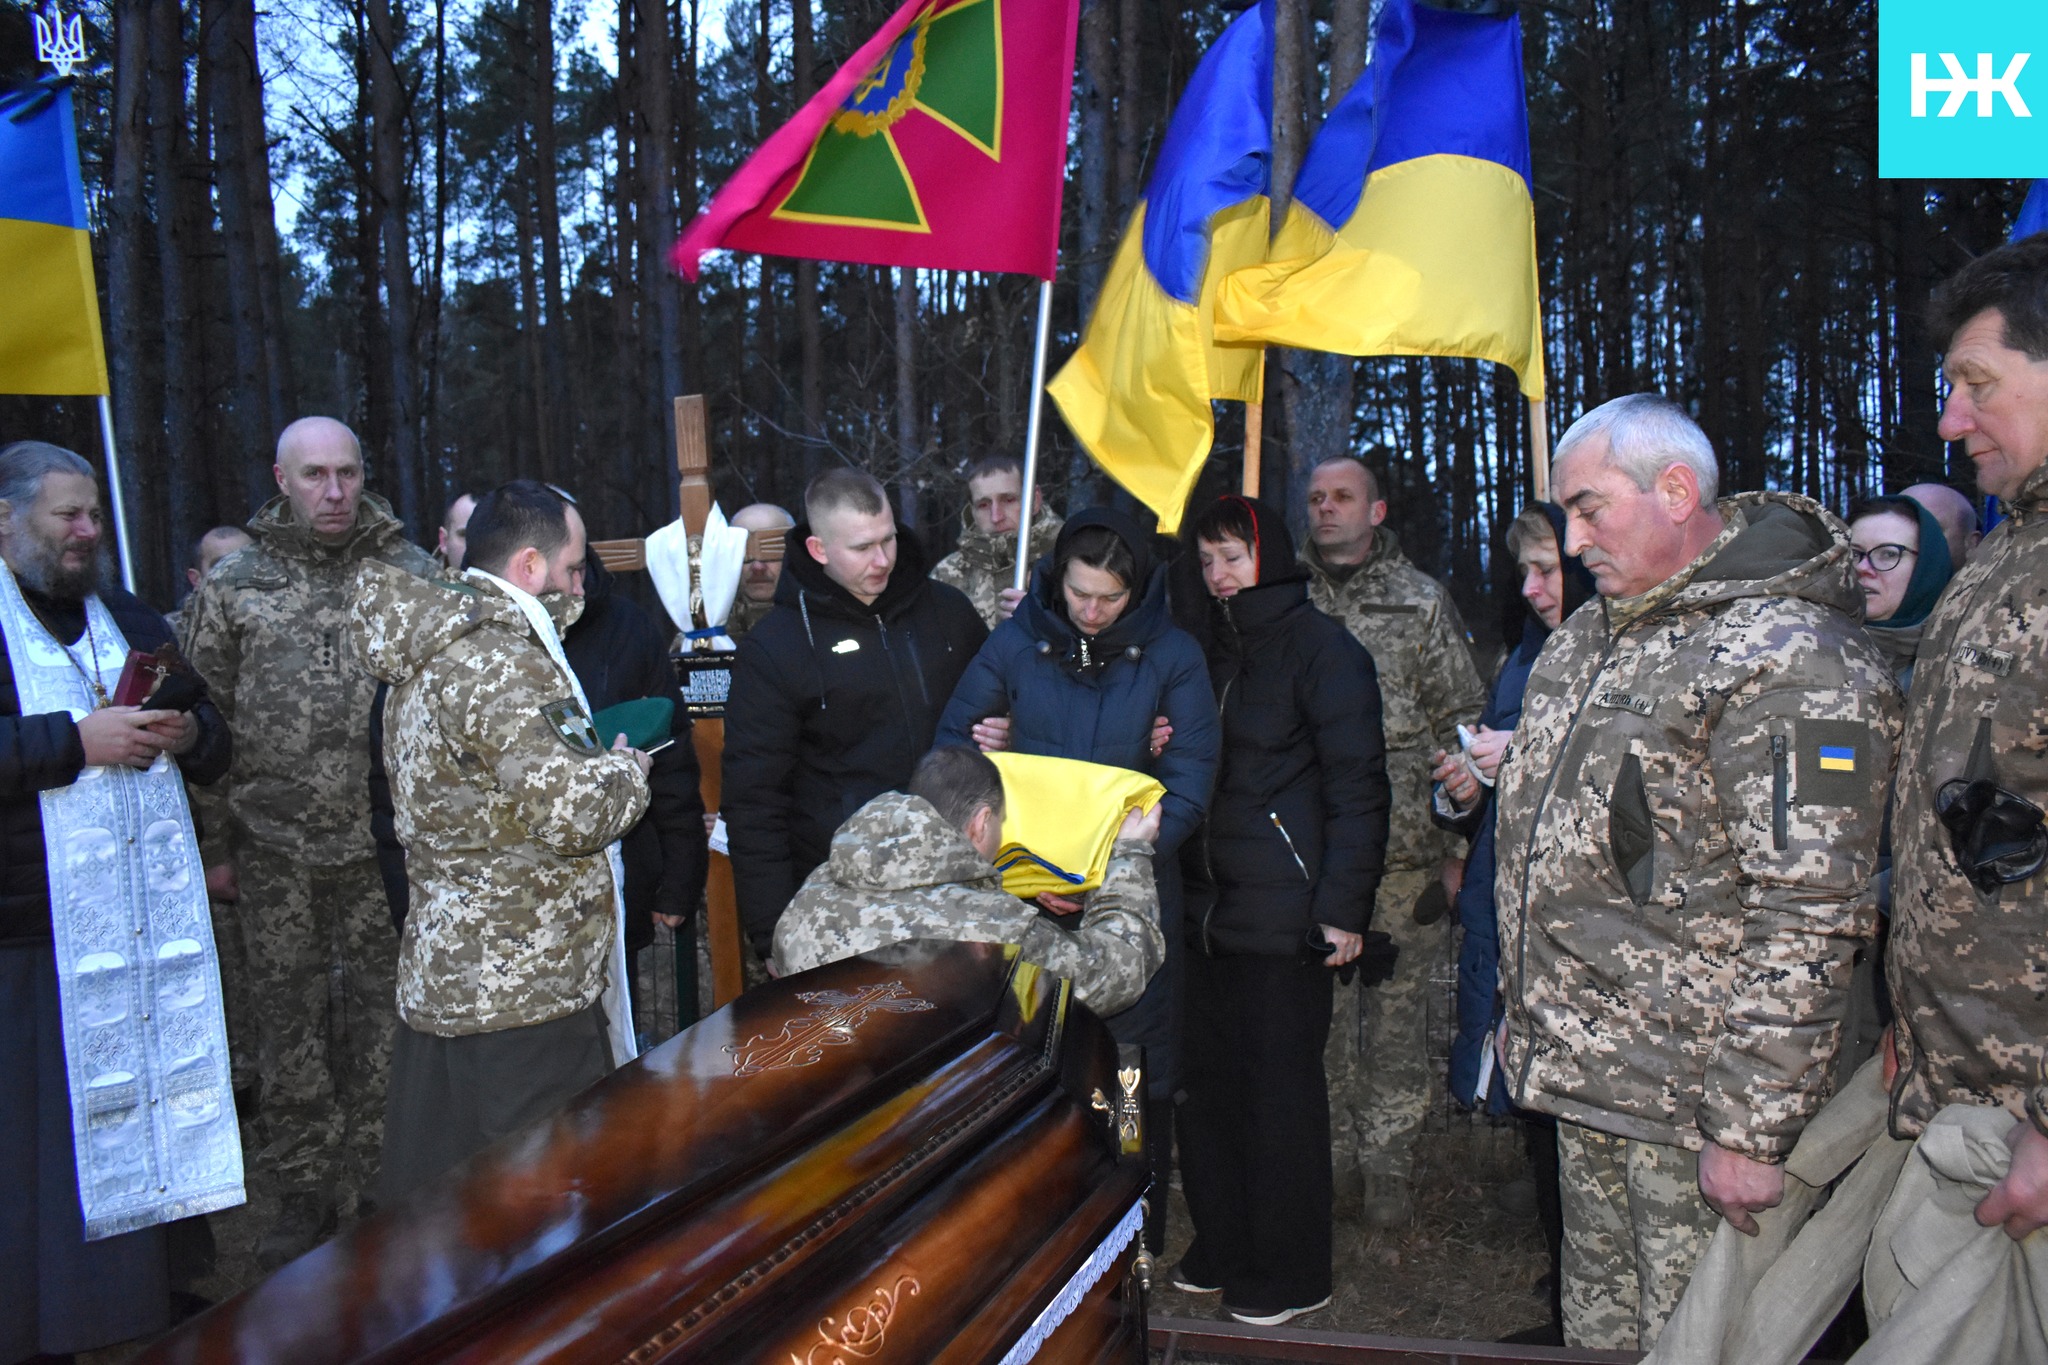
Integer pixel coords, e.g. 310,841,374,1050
986,752,1164,898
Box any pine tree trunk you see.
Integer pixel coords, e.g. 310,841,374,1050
149,0,204,557
200,0,275,504
367,0,424,532
1076,0,1114,314
792,0,824,469
895,270,918,526
108,0,162,594
632,0,684,512
1114,0,1139,214
528,0,572,482
232,0,294,439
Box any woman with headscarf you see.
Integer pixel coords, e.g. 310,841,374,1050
1168,495,1389,1326
935,506,1219,1250
1848,493,1956,692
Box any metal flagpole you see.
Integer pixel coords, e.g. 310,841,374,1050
95,395,137,592
1013,276,1055,592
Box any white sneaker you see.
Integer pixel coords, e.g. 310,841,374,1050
1227,1296,1331,1326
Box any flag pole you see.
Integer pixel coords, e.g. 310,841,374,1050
1242,401,1263,496
95,395,136,592
1529,396,1549,503
1013,277,1055,592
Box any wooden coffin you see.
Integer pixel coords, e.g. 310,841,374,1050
139,940,1151,1365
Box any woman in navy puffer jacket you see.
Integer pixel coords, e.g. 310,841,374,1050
936,506,1218,1250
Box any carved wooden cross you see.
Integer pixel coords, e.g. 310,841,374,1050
588,396,775,1008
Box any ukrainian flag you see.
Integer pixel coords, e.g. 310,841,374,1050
1046,1,1277,534
1215,0,1543,399
0,81,110,397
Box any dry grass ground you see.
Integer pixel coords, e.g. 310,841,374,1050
1149,1111,1559,1345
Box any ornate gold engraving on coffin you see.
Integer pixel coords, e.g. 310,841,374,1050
727,981,936,1076
790,1275,920,1365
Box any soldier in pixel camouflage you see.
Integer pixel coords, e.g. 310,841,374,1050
774,746,1164,1015
1300,454,1485,1228
931,453,1063,628
353,482,651,1200
182,416,439,1267
1887,235,2048,1244
1493,394,1902,1352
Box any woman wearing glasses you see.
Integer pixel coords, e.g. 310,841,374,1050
1848,494,1957,692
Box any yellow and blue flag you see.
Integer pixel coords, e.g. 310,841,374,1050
0,80,109,397
1215,0,1543,399
1046,1,1276,534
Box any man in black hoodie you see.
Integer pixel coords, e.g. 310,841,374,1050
723,469,987,960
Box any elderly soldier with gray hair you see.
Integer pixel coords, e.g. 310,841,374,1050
0,442,235,1362
183,416,438,1265
774,746,1164,1013
1493,394,1902,1352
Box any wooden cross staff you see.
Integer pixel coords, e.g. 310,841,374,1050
588,395,766,1010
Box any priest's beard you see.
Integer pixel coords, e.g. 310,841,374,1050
8,529,112,603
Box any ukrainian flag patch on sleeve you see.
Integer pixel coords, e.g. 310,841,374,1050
1801,719,1870,805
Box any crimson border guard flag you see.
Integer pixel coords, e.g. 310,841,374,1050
673,0,1079,280
1215,0,1543,400
0,80,109,397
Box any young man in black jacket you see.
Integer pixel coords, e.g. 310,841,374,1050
722,468,987,960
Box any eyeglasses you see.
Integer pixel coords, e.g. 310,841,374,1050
1852,543,1916,573
1936,778,2048,892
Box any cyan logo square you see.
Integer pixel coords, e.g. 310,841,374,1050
1881,0,2048,177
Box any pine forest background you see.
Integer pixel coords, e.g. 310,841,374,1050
0,0,2028,648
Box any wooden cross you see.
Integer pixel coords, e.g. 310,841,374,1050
588,396,771,1009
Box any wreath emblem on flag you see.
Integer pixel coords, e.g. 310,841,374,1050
772,0,1003,234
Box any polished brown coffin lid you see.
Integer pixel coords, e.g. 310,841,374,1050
139,939,1143,1364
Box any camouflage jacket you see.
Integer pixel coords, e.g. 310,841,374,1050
351,561,650,1035
773,790,1163,1015
1303,528,1485,871
931,507,1064,629
1888,458,2048,1140
1495,493,1903,1161
184,494,438,864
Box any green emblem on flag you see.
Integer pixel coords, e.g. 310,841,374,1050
773,0,1003,233
543,698,602,755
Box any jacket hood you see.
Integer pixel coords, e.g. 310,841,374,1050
776,520,936,620
1052,507,1158,593
1021,549,1178,661
1867,498,1953,630
580,549,619,604
1535,501,1599,624
1182,494,1303,586
353,560,582,687
821,791,996,893
250,491,415,563
1607,491,1862,630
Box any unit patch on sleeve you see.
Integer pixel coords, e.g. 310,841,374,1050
542,698,602,754
1799,717,1870,806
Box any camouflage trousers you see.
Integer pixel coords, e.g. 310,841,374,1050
1556,1120,1720,1352
1325,865,1450,1183
235,848,397,1209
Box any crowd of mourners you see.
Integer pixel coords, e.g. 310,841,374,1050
8,237,2048,1365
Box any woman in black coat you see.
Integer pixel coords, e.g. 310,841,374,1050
1172,495,1390,1327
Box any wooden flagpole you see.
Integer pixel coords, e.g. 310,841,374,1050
1242,401,1263,497
1013,278,1055,591
1529,396,1550,503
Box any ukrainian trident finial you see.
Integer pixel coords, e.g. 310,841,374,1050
35,2,88,79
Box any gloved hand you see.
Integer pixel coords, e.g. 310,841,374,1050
1353,930,1400,988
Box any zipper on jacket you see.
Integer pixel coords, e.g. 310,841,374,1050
1510,637,1618,1107
1199,675,1236,892
1270,812,1310,881
1770,733,1789,852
